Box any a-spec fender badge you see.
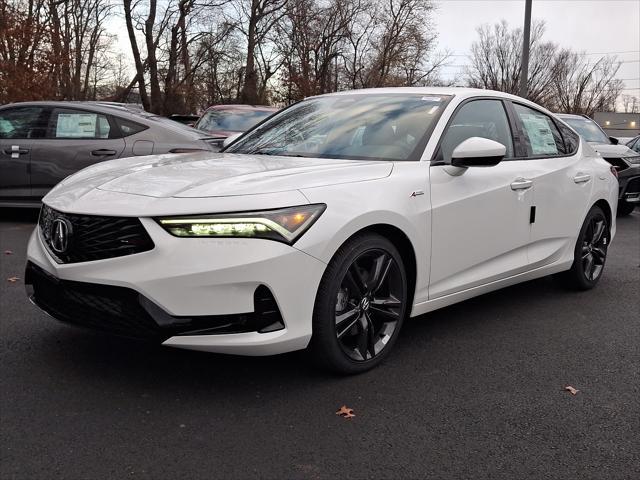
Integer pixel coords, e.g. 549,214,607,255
410,190,425,197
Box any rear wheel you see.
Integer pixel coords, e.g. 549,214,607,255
559,206,610,290
308,233,407,374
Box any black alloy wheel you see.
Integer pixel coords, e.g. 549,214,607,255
580,215,609,282
334,248,403,361
309,233,408,374
559,205,610,290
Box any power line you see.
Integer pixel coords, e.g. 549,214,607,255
447,50,639,58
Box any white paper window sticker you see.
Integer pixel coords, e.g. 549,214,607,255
520,113,558,155
56,113,97,138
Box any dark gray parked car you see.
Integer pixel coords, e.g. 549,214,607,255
0,101,218,207
557,114,640,216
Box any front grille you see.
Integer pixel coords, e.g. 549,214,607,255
602,157,630,172
26,262,165,339
39,205,154,264
25,262,285,340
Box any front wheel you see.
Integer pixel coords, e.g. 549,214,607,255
308,233,408,374
559,206,610,290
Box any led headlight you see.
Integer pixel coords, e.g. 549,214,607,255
156,204,326,244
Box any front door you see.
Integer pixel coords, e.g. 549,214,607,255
0,106,48,202
429,99,533,298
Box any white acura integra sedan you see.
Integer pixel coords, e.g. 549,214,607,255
26,88,618,373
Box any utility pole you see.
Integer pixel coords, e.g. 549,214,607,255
519,0,533,98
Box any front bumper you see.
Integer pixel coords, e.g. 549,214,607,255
26,218,327,355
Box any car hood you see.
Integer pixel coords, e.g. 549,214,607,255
48,151,393,200
587,142,637,158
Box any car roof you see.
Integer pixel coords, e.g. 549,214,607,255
0,101,212,140
313,86,520,100
311,87,563,118
205,104,278,112
0,100,147,115
556,113,589,119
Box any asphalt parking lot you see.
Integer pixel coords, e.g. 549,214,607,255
1,209,639,479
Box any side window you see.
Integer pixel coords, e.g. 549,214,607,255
0,107,48,139
630,138,640,154
114,117,147,137
557,121,579,155
438,99,513,163
513,103,564,157
48,108,111,139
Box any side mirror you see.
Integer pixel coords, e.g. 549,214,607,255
222,133,242,149
450,137,506,168
609,136,619,145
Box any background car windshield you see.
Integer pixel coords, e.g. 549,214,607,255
225,94,450,161
561,117,609,143
197,110,272,132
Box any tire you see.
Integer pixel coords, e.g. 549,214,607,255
617,201,635,217
559,206,610,290
308,233,408,374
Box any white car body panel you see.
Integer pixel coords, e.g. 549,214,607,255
26,87,619,356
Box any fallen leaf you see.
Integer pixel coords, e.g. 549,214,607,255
336,405,355,419
564,385,579,395
4,250,13,255
7,276,20,283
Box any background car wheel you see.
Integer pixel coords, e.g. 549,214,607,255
617,201,635,217
308,233,408,374
559,205,610,290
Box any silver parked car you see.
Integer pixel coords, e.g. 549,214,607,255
0,101,218,207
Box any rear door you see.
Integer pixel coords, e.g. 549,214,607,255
0,106,50,202
509,102,591,268
30,107,125,198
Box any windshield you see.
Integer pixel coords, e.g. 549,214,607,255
560,117,610,144
196,110,273,133
225,94,451,161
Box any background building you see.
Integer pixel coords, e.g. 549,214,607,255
593,112,640,139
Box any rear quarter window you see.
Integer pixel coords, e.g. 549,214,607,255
557,122,579,155
114,117,148,137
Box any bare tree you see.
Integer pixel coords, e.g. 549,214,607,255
621,94,639,114
340,0,446,90
551,51,623,116
232,0,288,104
466,20,557,105
0,0,54,102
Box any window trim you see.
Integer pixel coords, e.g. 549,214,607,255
509,101,579,160
45,106,118,140
430,96,516,166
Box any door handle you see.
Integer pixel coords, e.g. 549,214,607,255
573,173,591,184
91,149,117,156
510,178,533,190
3,146,29,156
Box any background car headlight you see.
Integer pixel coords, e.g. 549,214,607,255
156,204,326,244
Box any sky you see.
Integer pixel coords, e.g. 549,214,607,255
110,0,640,102
434,0,640,97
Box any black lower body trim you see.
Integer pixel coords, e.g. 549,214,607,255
25,262,284,341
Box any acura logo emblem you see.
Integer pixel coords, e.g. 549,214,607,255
360,297,370,311
50,218,72,254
